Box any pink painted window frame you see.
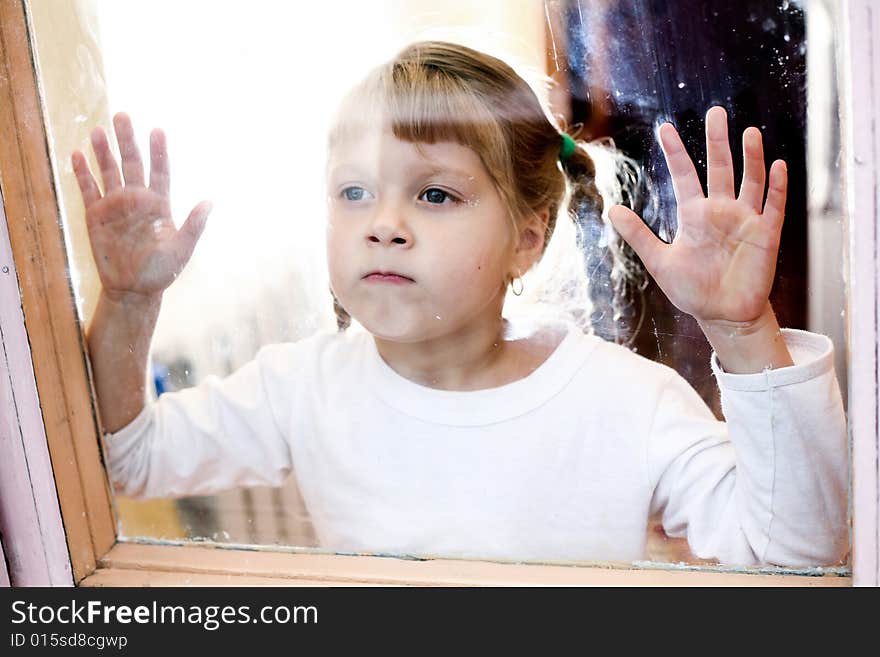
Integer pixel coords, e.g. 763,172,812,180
0,0,878,587
0,188,73,586
845,0,880,588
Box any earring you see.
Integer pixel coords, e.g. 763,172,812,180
511,274,524,297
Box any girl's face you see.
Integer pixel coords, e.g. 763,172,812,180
325,130,516,342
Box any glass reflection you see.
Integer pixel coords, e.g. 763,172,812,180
30,0,848,569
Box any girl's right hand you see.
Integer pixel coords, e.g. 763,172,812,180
71,112,211,303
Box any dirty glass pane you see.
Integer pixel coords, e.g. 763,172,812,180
30,0,848,572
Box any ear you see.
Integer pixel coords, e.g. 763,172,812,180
513,208,550,268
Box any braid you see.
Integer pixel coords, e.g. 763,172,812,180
560,138,648,344
560,145,604,227
332,289,352,331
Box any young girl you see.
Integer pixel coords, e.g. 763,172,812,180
74,41,847,567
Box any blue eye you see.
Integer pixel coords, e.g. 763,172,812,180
341,186,371,201
420,187,459,204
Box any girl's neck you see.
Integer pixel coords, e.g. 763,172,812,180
372,317,562,391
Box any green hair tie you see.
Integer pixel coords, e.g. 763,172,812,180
559,133,577,161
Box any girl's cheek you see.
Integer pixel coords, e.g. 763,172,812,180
447,256,500,291
325,241,351,291
326,221,352,257
467,244,506,279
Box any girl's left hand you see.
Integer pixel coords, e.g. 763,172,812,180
608,106,787,327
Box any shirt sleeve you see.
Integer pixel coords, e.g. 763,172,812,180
103,342,298,500
646,329,848,567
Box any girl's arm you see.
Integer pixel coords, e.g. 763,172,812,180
647,335,848,567
104,341,297,500
72,113,211,432
609,106,793,373
76,113,296,500
609,109,847,564
87,289,162,432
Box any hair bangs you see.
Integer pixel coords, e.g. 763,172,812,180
327,60,511,188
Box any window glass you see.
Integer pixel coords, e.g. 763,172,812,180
30,0,849,572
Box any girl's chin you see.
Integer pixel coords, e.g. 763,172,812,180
355,314,450,343
360,323,426,343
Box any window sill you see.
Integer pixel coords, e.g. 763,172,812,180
78,542,852,587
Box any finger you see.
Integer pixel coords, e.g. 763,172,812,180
113,112,146,187
71,150,102,206
149,128,170,197
90,127,123,194
173,200,212,266
705,106,735,198
738,126,766,213
608,204,667,273
658,123,704,205
762,160,788,229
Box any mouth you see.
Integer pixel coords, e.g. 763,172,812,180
362,270,415,284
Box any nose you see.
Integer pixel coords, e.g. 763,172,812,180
366,202,413,248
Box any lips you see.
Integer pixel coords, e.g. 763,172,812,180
362,270,415,283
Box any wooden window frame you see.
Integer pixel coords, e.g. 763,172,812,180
0,0,875,587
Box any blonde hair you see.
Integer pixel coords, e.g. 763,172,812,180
328,40,648,338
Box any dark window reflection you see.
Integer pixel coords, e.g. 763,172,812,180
552,0,807,415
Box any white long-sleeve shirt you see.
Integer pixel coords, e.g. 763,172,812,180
104,326,848,567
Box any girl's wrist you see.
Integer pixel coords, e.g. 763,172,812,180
695,303,795,374
90,288,162,351
99,288,163,314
